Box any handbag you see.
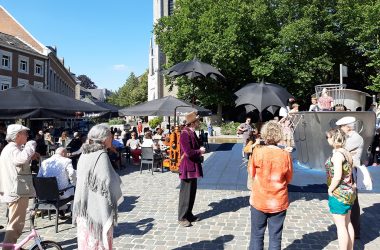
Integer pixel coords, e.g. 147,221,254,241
16,173,34,196
356,165,373,191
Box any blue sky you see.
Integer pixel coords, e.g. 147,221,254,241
1,1,153,91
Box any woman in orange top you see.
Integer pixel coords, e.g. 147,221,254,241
249,121,293,250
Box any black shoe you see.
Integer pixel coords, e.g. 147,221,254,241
188,215,200,222
178,219,192,227
0,225,4,229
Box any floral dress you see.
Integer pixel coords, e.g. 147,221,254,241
325,151,356,205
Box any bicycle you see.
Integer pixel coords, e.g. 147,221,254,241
0,209,63,250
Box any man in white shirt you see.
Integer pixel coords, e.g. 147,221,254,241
0,124,38,246
38,147,76,199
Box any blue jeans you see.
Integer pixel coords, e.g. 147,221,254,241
249,206,287,250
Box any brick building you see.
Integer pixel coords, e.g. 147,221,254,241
0,6,76,97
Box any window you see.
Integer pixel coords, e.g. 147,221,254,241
2,55,9,67
34,81,44,89
18,55,29,74
168,0,174,15
0,76,12,91
35,64,42,75
0,50,12,70
34,59,44,76
0,83,9,91
18,78,28,87
20,60,27,71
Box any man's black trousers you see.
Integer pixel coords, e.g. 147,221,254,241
178,178,197,221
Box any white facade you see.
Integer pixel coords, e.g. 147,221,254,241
148,0,176,101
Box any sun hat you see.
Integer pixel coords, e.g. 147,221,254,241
336,116,356,126
185,111,200,125
7,124,29,135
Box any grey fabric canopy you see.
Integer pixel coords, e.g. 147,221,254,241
0,84,109,119
119,96,212,117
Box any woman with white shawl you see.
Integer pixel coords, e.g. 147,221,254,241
73,124,123,250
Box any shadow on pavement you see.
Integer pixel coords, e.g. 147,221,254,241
197,196,249,220
288,184,327,193
114,218,154,238
118,196,139,213
284,224,336,250
214,143,235,152
289,192,327,202
173,234,234,250
58,238,77,250
354,202,380,250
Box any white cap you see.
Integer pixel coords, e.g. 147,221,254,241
336,116,356,126
7,124,29,135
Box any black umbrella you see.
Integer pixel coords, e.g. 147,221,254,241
82,96,122,117
119,96,212,117
165,59,225,80
235,82,293,113
244,104,280,115
0,84,109,119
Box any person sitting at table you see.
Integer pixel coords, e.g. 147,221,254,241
38,147,76,199
58,131,71,148
142,131,163,169
153,128,164,140
126,132,141,165
108,133,125,169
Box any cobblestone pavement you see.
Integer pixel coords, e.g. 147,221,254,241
1,143,380,249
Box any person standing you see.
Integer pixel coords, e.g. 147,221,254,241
309,97,320,111
336,116,364,239
0,124,38,248
325,128,356,250
249,121,293,250
237,117,253,157
178,112,206,227
73,124,123,250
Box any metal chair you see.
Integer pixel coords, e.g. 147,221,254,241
32,177,74,233
140,147,154,174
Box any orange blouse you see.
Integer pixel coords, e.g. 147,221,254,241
250,146,293,213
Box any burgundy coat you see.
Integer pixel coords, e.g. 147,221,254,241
179,127,203,179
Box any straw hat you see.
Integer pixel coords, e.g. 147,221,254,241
185,111,200,125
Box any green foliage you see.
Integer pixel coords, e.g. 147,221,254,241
148,117,163,129
154,0,380,108
108,118,125,125
107,71,148,107
220,121,241,135
77,75,97,89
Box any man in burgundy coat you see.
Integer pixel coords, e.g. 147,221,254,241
178,111,206,227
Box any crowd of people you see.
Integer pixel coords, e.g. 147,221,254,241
0,107,372,250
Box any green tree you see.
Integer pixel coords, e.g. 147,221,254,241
77,75,97,89
107,71,148,107
155,0,380,111
336,0,380,92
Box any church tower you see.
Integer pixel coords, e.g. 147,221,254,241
148,0,176,101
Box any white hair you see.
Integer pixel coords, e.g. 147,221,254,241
5,133,17,142
55,147,67,155
82,123,111,153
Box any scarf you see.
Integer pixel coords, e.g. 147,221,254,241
72,149,123,249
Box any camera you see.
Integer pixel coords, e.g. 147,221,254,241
259,140,265,145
